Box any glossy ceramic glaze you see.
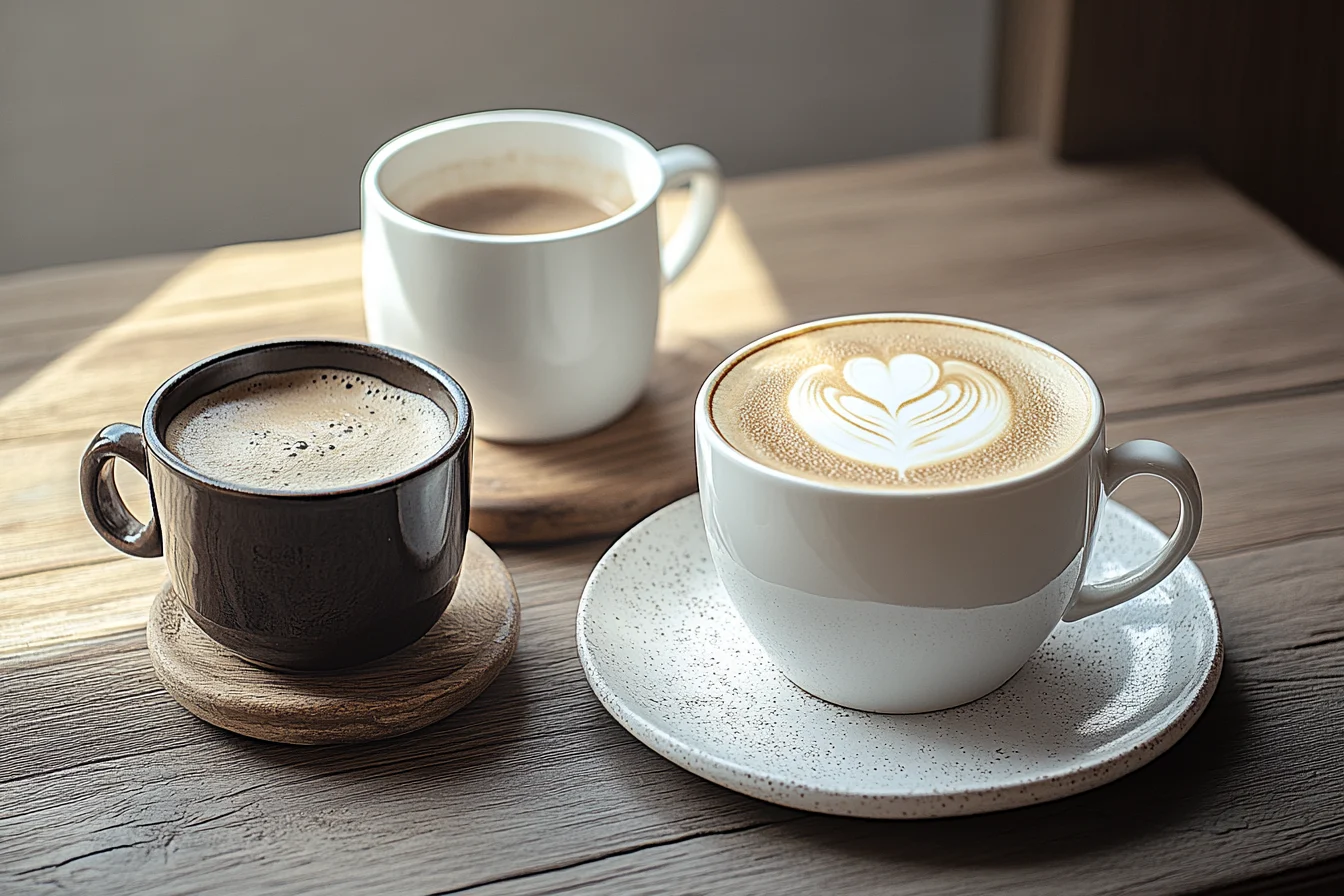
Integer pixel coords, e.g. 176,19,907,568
695,314,1203,712
80,340,472,670
576,494,1223,818
362,110,722,442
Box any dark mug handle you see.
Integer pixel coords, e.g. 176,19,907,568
79,423,163,558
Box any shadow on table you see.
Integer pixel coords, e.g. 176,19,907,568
775,659,1251,867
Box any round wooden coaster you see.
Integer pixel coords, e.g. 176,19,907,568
470,339,724,544
146,533,519,745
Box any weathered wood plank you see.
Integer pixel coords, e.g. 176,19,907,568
0,559,162,658
0,435,152,582
731,144,1344,415
0,284,367,445
3,145,1344,895
2,534,1341,895
1105,391,1344,558
0,601,797,895
0,253,197,399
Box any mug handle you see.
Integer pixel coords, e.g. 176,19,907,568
1063,439,1202,622
79,423,163,558
656,145,723,284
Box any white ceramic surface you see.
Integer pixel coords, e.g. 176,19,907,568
362,110,722,442
576,494,1222,819
695,314,1203,712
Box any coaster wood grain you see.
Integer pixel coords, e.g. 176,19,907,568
146,532,519,745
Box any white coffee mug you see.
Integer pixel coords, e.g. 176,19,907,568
362,110,722,442
695,314,1203,713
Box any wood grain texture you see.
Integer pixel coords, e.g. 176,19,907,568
3,534,1343,894
1106,391,1344,559
0,252,197,399
4,146,1344,893
0,600,797,895
0,557,162,658
729,145,1344,417
146,533,519,745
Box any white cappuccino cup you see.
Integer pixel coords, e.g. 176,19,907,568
362,110,722,443
695,313,1203,713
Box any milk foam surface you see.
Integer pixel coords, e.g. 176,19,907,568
710,319,1095,489
164,368,452,490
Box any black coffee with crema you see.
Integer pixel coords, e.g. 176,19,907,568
163,368,452,490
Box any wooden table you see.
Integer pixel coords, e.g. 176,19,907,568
3,144,1343,894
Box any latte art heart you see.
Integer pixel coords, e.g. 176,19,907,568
786,353,1012,477
711,318,1095,489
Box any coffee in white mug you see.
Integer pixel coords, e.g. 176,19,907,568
362,110,723,443
410,184,627,236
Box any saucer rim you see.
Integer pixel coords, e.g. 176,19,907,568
576,494,1223,818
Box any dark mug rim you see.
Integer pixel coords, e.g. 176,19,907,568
142,339,472,500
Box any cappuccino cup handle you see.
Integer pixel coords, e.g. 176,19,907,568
79,423,163,558
1064,440,1202,621
656,145,722,284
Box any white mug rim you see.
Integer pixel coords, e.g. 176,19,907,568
362,109,665,245
695,313,1107,499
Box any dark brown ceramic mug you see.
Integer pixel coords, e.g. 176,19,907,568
79,340,472,670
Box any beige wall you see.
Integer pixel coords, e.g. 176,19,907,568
0,1,995,273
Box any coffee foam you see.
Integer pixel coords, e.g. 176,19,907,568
710,319,1096,489
164,368,452,491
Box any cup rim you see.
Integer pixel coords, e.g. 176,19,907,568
695,313,1107,498
362,109,664,245
143,339,473,499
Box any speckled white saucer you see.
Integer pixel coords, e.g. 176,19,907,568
576,495,1222,819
